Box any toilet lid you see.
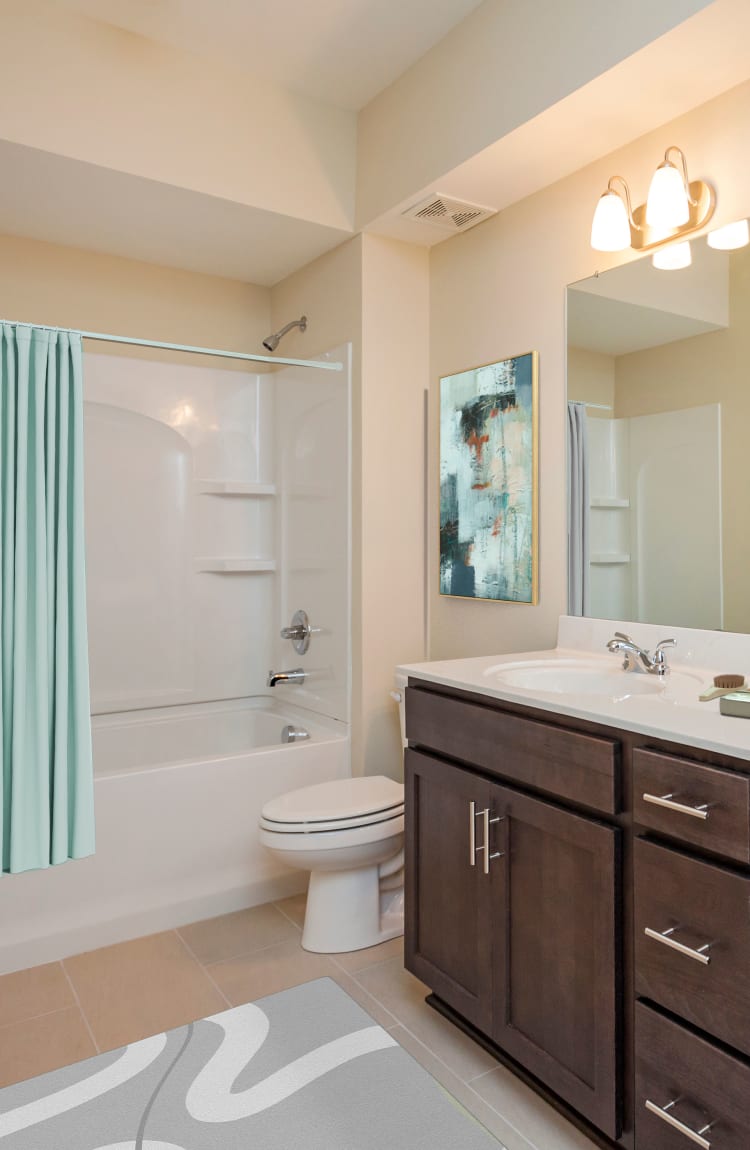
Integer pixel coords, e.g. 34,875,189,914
261,775,404,825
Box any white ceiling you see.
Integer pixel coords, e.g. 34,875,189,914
0,140,351,284
55,0,485,110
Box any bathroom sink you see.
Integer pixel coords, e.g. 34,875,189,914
483,658,703,702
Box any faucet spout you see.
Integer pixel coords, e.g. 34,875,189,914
267,667,306,688
606,632,675,676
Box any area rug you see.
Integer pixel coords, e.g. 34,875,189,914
0,976,501,1148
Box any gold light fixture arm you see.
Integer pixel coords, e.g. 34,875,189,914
663,145,699,207
607,175,641,231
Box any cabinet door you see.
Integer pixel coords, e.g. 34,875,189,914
490,782,621,1139
405,749,493,1031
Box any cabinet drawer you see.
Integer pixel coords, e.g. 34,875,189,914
633,748,750,863
635,1002,750,1150
405,685,619,814
634,838,750,1056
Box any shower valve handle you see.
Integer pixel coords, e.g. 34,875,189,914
280,609,314,654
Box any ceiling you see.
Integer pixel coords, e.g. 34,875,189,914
55,0,485,110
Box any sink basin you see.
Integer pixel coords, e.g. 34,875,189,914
483,658,703,702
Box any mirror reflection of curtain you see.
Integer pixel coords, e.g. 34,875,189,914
567,402,590,616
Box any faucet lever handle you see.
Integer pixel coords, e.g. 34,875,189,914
614,631,634,644
654,638,677,653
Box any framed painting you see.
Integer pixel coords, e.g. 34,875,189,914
439,351,538,604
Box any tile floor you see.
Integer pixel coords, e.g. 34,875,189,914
0,895,598,1150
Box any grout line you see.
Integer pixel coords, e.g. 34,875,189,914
173,931,232,1010
271,900,304,932
60,961,100,1054
0,1004,75,1034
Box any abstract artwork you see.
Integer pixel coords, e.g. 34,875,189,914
440,351,538,603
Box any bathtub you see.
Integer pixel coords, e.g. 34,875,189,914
0,698,349,974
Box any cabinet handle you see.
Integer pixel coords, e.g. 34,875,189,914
469,801,478,866
483,807,504,876
644,926,712,965
642,792,710,820
645,1098,714,1148
469,803,503,873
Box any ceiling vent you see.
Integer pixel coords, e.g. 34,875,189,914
401,194,495,233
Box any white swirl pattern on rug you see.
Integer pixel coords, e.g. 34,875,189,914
186,1003,397,1122
0,1036,167,1139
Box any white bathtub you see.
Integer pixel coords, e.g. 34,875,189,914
0,698,350,974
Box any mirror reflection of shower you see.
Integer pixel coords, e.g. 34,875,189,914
262,315,307,353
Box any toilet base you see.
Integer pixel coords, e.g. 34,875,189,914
301,864,404,954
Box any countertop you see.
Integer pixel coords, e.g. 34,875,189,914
398,617,750,762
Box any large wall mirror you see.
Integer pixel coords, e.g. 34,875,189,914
566,226,750,633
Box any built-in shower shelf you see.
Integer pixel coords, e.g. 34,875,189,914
194,558,277,573
590,553,631,565
196,480,276,496
590,498,630,509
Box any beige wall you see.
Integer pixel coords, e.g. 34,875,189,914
429,78,750,661
567,348,615,418
614,244,750,633
0,233,270,354
272,235,429,778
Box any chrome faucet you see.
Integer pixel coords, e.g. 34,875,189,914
267,667,306,688
606,632,676,676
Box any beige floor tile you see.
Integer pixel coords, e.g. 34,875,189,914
64,931,226,1051
330,935,404,974
327,968,400,1030
208,935,339,1004
273,892,307,929
356,957,498,1082
0,1007,96,1088
390,1025,512,1148
178,903,298,964
471,1064,600,1150
0,962,73,1029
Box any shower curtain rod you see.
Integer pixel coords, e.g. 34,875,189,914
0,318,343,372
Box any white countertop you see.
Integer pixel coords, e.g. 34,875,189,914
398,617,750,762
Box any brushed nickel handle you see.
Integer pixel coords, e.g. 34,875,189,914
483,808,504,875
644,926,712,965
643,792,710,820
469,801,477,866
645,1098,714,1148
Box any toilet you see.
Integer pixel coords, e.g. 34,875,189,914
259,681,407,954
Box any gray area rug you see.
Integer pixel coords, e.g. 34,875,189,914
0,976,501,1148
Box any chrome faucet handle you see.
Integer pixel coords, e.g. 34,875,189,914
280,609,313,654
654,638,677,653
614,631,635,644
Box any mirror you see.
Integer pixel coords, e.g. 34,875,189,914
566,227,750,633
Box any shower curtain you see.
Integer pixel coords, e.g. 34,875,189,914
567,402,591,617
0,324,94,874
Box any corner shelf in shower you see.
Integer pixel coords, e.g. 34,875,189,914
196,480,277,496
590,553,631,565
194,558,277,573
590,498,630,509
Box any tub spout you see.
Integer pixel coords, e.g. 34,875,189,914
267,667,306,687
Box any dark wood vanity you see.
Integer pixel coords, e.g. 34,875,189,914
404,678,750,1149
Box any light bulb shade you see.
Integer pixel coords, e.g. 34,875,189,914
707,219,750,250
652,241,692,270
646,161,690,230
590,191,631,252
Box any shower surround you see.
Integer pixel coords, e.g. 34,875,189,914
0,345,351,973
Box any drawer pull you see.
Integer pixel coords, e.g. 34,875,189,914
644,926,712,965
468,803,502,874
645,1098,714,1148
642,792,710,820
469,801,479,866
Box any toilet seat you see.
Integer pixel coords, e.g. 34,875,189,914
260,775,404,835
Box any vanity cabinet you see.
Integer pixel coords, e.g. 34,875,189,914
405,728,621,1138
404,677,750,1150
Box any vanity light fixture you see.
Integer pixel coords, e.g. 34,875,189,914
652,241,692,271
707,218,750,250
590,145,715,255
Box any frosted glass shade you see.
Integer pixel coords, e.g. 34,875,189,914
707,219,750,250
590,191,631,252
646,162,690,229
652,241,692,270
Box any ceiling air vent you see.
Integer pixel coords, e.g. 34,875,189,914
402,194,495,233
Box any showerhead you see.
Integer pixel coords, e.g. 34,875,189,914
262,315,307,353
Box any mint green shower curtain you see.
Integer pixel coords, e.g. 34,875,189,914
0,324,94,873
